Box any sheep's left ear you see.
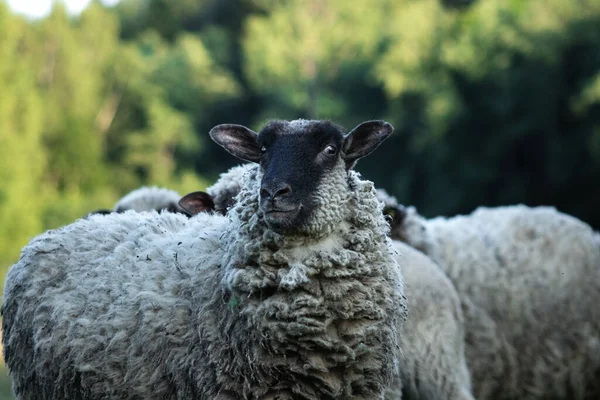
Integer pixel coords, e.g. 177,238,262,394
209,124,261,163
179,191,215,216
342,120,393,169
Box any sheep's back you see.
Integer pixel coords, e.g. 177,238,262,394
2,211,228,399
426,205,600,399
389,240,473,400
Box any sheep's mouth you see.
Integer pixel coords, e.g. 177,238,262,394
262,205,303,228
264,208,299,218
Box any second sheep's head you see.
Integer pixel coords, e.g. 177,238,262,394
193,119,392,235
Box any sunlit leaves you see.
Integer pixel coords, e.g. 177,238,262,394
243,0,391,119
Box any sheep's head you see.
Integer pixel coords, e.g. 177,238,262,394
209,119,392,234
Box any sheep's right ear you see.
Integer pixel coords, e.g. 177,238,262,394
209,124,261,163
179,191,215,216
87,209,113,216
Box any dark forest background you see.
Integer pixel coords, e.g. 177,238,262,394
1,0,600,287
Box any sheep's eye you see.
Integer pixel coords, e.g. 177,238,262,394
384,207,396,218
260,145,267,153
323,145,336,155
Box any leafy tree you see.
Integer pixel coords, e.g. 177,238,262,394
0,4,50,272
243,0,391,124
371,0,600,228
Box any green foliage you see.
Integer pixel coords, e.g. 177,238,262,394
0,4,48,273
243,0,391,123
0,2,223,290
360,0,600,227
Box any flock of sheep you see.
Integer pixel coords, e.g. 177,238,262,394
2,119,599,399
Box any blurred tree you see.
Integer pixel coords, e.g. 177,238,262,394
243,0,391,125
0,4,49,270
35,4,118,192
105,30,240,186
113,0,265,179
371,0,600,228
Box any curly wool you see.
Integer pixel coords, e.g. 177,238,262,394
214,164,407,399
376,188,399,210
2,164,407,399
113,185,182,213
2,210,228,399
391,202,600,400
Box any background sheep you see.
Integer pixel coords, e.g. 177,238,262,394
2,119,407,399
388,240,474,400
177,164,254,217
380,194,600,400
88,186,194,216
205,163,253,214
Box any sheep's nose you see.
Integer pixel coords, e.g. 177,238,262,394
260,184,292,201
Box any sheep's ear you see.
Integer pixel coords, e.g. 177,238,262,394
209,124,261,163
165,203,184,214
87,209,113,216
179,191,215,216
342,120,393,169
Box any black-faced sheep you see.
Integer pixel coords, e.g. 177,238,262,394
2,119,408,399
181,173,476,400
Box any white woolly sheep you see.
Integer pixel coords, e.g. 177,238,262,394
387,240,474,400
114,186,183,213
91,170,249,217
378,193,600,400
2,119,408,399
88,186,192,216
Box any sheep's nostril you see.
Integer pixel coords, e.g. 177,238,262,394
260,188,271,199
274,185,291,199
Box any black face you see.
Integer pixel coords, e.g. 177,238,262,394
209,119,393,233
256,121,345,231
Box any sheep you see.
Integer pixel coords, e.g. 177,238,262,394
87,186,196,216
2,119,408,399
375,190,436,258
181,190,476,400
387,240,474,400
177,164,254,217
88,172,245,217
205,163,253,215
377,192,600,400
